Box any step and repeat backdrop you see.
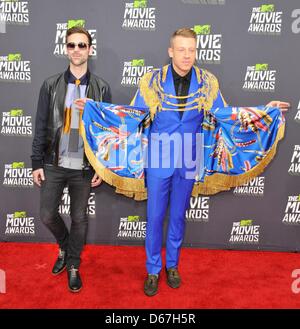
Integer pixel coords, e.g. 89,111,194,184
0,0,299,251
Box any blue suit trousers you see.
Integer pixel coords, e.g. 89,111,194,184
145,169,195,274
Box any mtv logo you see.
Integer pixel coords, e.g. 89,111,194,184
255,63,268,71
12,162,25,169
260,4,275,12
14,211,26,218
10,109,23,116
8,53,21,61
194,25,211,35
134,0,147,8
128,215,140,222
298,195,300,202
240,219,253,226
68,19,85,29
0,270,6,294
132,59,145,66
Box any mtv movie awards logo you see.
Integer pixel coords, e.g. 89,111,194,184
59,187,95,215
121,58,153,86
282,195,300,225
5,211,35,235
2,162,33,187
248,4,282,35
193,24,221,64
122,0,156,31
54,19,97,57
1,108,32,136
0,0,29,26
288,145,300,175
243,63,276,92
0,53,31,82
294,100,300,123
186,196,210,222
181,0,225,4
229,219,260,244
117,215,146,239
233,177,265,196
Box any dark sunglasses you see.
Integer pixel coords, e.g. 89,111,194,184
66,42,89,50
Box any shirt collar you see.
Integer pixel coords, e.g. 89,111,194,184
67,67,89,85
171,64,192,83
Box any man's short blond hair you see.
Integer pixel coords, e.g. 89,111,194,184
170,28,197,47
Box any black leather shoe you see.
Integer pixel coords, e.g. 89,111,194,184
144,274,159,296
67,265,82,293
52,248,67,275
166,267,181,288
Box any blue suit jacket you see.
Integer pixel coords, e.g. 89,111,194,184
132,65,226,179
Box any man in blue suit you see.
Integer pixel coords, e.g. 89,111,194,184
129,27,289,297
129,28,227,296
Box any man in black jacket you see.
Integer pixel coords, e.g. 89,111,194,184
31,27,111,293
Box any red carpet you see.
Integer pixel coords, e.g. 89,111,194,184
0,242,300,309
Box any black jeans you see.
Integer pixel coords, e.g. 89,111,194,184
40,165,93,269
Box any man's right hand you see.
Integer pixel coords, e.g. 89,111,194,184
74,98,93,111
33,168,45,187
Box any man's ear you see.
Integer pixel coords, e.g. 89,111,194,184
168,47,173,59
89,45,94,56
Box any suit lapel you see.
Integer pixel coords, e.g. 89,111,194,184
182,67,199,121
161,65,180,120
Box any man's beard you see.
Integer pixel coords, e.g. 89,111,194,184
69,57,88,67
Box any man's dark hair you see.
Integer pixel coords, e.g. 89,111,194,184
66,26,92,46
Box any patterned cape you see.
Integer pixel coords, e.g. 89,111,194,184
81,100,285,200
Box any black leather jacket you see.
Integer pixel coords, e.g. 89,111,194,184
31,68,111,170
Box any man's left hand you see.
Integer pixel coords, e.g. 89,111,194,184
91,173,102,187
266,101,290,113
